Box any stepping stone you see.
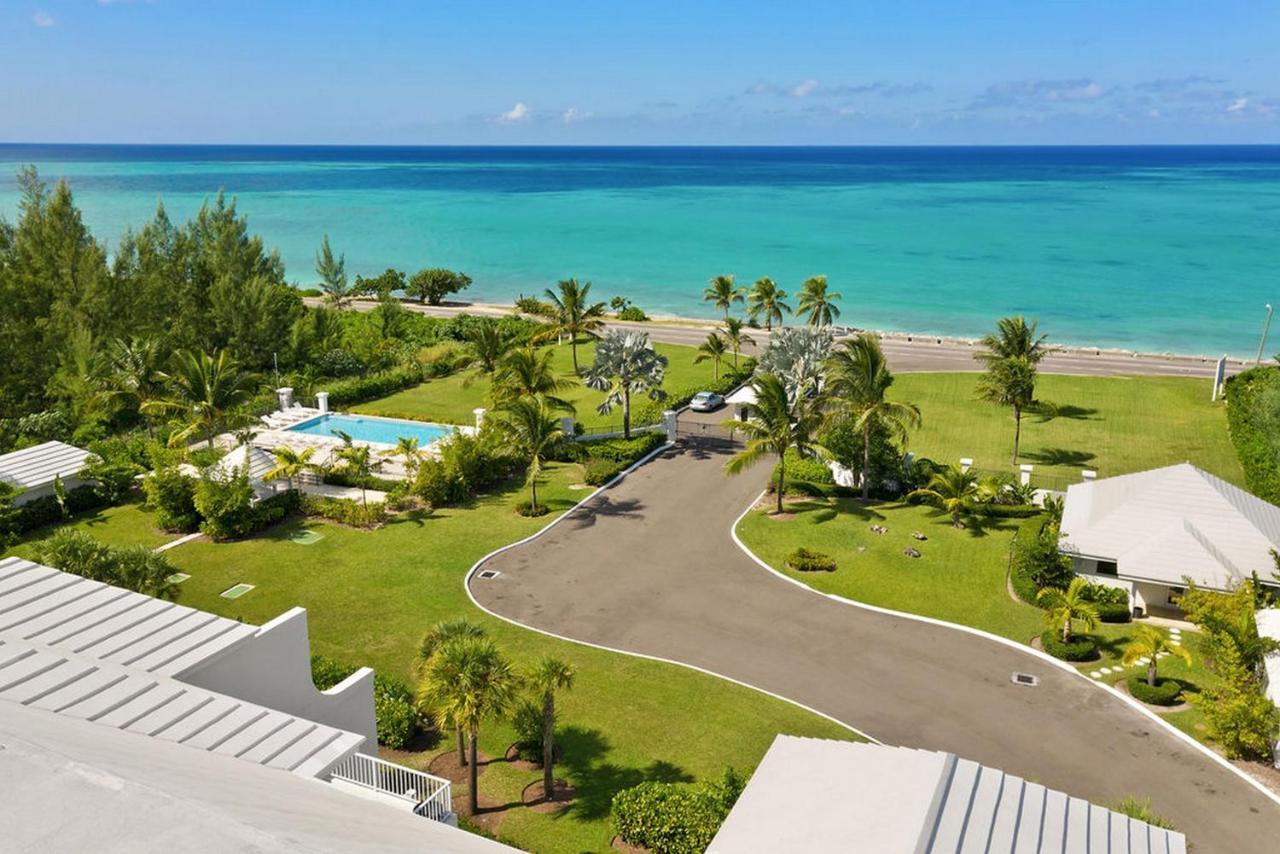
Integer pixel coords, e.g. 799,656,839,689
1090,672,1102,679
1099,667,1112,674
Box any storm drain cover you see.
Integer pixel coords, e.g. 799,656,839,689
166,573,191,584
1011,672,1039,687
477,570,501,580
220,583,255,599
289,530,324,545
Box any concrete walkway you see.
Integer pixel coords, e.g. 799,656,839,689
471,441,1280,852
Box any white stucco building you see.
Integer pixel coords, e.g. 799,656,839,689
1058,463,1280,617
0,440,95,504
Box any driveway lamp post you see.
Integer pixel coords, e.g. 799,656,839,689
1257,303,1275,366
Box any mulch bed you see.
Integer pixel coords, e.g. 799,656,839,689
427,748,494,784
504,743,538,771
521,779,577,813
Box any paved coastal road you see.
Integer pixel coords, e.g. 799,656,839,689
308,297,1243,378
471,440,1280,852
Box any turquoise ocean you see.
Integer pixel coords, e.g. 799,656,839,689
0,145,1277,357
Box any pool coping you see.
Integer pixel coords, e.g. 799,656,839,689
283,411,474,451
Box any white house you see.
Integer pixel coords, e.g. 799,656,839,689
0,440,95,504
710,735,1186,853
1058,463,1280,617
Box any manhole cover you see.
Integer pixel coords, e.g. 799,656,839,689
1011,672,1039,687
220,583,255,599
477,570,501,580
166,573,191,585
289,530,324,545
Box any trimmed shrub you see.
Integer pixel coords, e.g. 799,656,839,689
612,769,744,854
1128,677,1184,706
515,500,550,517
1010,566,1040,606
310,655,420,749
617,306,649,322
194,475,299,541
1079,582,1131,622
785,547,837,573
1095,603,1132,623
771,447,833,492
326,364,424,408
1040,630,1098,662
143,466,201,533
301,494,385,528
583,457,626,486
1224,366,1280,505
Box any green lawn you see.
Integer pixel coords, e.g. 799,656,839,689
4,499,177,559
352,340,730,431
161,464,853,853
889,373,1243,488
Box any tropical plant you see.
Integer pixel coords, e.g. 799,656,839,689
33,528,180,600
582,330,668,439
103,335,168,437
1037,577,1100,643
722,317,755,370
907,465,982,527
693,332,729,380
496,397,566,512
704,274,745,318
262,446,319,492
462,322,516,376
1122,625,1192,687
405,268,472,305
391,436,423,478
975,315,1051,366
824,334,921,499
746,276,790,331
415,636,519,815
332,431,383,508
415,618,488,765
146,349,260,448
723,373,827,515
976,354,1037,464
528,656,575,799
534,278,608,372
796,274,842,327
315,235,354,309
491,347,578,414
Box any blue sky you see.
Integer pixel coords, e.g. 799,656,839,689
3,0,1278,145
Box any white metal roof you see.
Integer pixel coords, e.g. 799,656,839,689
709,736,1186,854
1059,463,1280,590
0,440,94,490
211,443,279,484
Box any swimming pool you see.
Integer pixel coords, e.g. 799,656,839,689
286,413,455,447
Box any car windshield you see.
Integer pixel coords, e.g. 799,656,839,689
694,393,710,400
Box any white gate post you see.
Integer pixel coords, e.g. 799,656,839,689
663,410,678,443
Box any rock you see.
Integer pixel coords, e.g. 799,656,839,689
911,531,928,541
870,525,888,535
903,547,922,558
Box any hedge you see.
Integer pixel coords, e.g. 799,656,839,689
300,494,385,528
1224,366,1280,505
785,547,837,572
1095,602,1132,623
583,457,627,486
611,769,744,854
1040,631,1098,662
326,364,425,408
14,485,107,533
310,655,420,749
1128,677,1184,706
1010,566,1040,606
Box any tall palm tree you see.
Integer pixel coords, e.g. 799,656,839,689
262,446,319,492
825,334,921,500
528,656,575,800
415,636,519,815
723,373,827,515
975,316,1051,366
582,330,669,439
491,348,577,414
534,278,608,373
103,335,167,437
976,354,1037,464
722,317,755,370
704,274,745,318
415,618,487,766
1122,625,1192,687
693,332,729,380
496,397,566,512
463,323,516,375
333,430,382,508
907,465,981,528
747,277,791,331
1037,577,1099,643
146,349,260,448
796,275,842,327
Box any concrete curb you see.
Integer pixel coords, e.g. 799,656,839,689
729,491,1280,810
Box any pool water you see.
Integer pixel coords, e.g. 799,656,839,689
287,413,454,447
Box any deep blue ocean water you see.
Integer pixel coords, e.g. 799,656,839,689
1,144,1277,356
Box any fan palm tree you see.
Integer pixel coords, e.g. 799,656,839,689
415,636,519,815
722,317,755,370
907,465,982,528
976,354,1037,464
463,323,516,375
103,335,167,437
746,277,790,331
1122,624,1192,687
704,274,745,318
534,278,608,373
723,373,827,515
796,275,842,327
693,332,729,380
415,618,487,765
496,397,565,512
825,334,921,500
1037,578,1099,643
332,431,382,508
582,330,669,439
262,446,319,493
975,315,1051,366
491,348,578,414
146,349,260,448
528,656,575,800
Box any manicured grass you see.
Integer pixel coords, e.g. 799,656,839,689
166,464,853,853
352,340,731,431
888,373,1243,488
4,498,177,559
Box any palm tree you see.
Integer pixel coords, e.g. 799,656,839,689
796,275,842,327
747,277,790,331
316,234,354,309
146,349,260,448
704,274,745,318
491,348,577,414
907,465,982,528
262,446,319,492
723,373,827,515
975,316,1051,366
1037,577,1100,643
392,436,423,478
1122,624,1192,687
825,334,921,500
415,618,487,766
529,656,575,800
496,397,565,512
722,317,755,370
333,431,382,508
103,335,167,437
534,278,608,373
582,330,669,439
463,323,516,375
976,354,1037,464
693,332,729,380
415,636,519,815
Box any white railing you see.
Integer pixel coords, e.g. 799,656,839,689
329,752,452,822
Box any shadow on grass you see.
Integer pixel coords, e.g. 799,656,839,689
553,725,692,822
1022,447,1097,467
1032,402,1099,422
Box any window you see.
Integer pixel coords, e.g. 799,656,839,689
1168,586,1185,606
1095,560,1118,576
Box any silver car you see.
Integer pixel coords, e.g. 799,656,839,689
689,391,725,412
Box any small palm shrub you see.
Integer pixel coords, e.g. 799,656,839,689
785,547,837,573
515,500,550,517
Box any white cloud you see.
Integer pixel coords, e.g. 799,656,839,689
32,10,55,27
498,102,530,123
1227,97,1249,113
562,107,591,124
790,79,820,98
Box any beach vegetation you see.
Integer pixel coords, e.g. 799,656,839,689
974,316,1050,464
746,276,790,330
722,317,755,370
533,278,608,373
406,267,473,305
704,274,745,318
796,274,842,327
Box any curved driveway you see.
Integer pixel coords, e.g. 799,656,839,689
472,439,1280,852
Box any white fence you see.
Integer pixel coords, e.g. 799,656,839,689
329,752,453,822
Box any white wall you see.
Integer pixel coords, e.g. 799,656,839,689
12,477,89,506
